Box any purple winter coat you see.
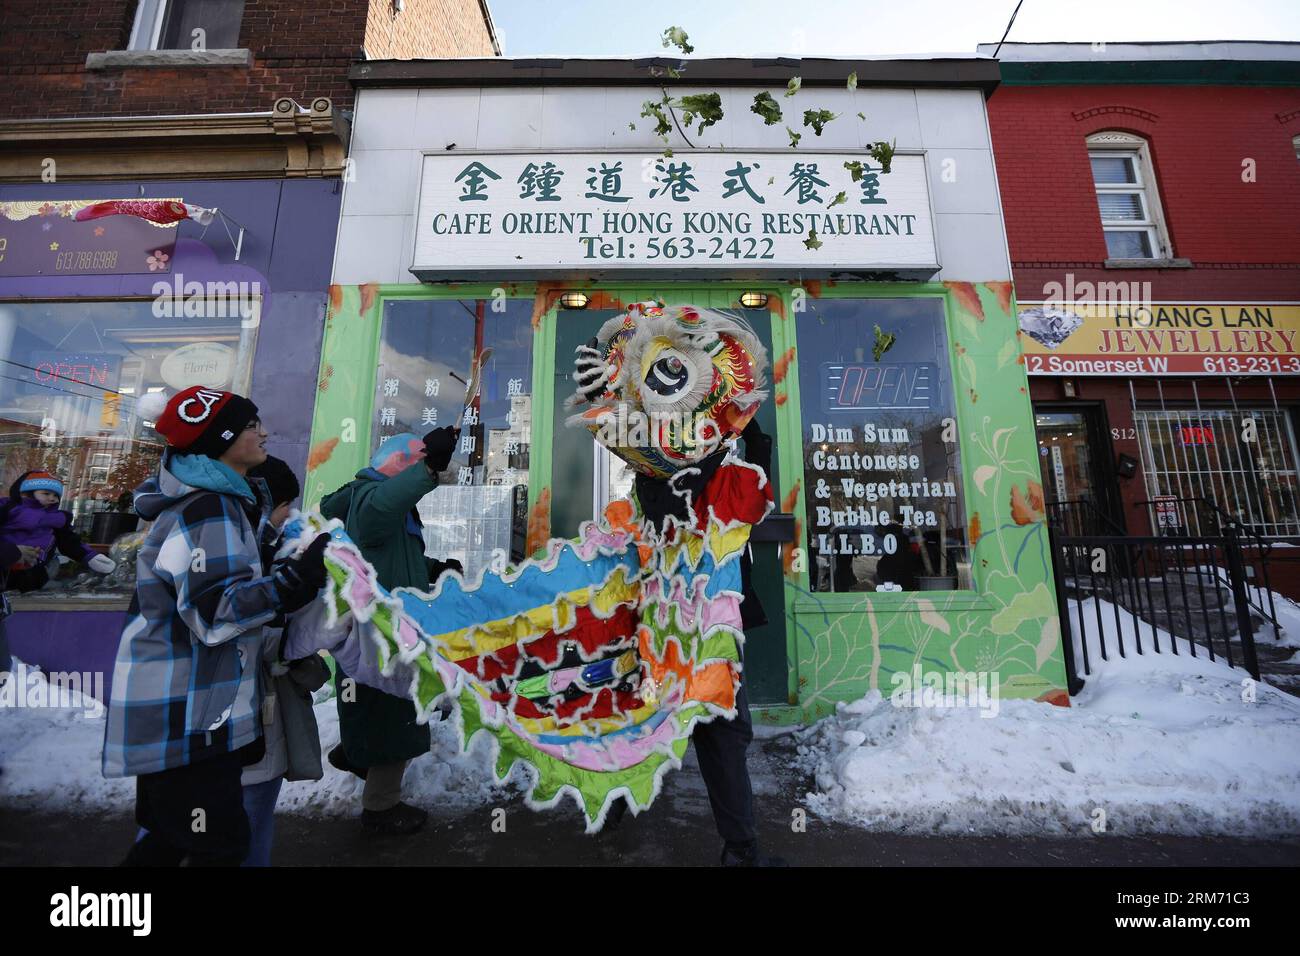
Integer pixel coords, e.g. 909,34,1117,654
0,497,71,565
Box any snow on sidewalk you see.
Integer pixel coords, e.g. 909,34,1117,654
0,659,514,816
797,598,1300,836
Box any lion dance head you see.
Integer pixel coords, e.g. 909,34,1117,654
567,302,769,480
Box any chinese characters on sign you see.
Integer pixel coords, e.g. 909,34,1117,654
413,152,937,274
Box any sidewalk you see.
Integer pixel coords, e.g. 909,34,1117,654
4,737,1299,867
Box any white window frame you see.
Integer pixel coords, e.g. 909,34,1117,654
1087,131,1173,261
127,0,168,50
127,0,244,51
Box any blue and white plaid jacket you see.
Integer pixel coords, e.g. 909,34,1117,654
102,452,285,778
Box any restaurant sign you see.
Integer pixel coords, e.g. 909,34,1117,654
1018,302,1300,376
411,152,937,276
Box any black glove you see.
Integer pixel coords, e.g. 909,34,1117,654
740,417,773,475
273,532,330,613
572,336,610,402
427,557,464,585
423,426,457,473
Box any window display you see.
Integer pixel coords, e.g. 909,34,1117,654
796,297,969,592
1135,407,1300,537
374,297,533,583
0,299,258,593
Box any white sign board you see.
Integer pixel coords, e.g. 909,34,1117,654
411,152,937,276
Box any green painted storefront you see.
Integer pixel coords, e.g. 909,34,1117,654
304,279,1070,723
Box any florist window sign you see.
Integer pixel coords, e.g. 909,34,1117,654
410,152,939,277
0,199,222,277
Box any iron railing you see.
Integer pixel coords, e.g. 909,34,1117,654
1050,526,1262,692
1137,495,1283,642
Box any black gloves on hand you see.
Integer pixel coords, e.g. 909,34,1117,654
740,417,773,474
423,425,458,473
573,336,610,403
273,532,330,613
426,557,464,585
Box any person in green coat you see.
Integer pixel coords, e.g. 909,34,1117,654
319,428,457,835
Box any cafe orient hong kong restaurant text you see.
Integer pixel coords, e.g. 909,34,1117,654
308,55,1070,720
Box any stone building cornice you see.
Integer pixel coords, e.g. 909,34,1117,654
0,97,350,182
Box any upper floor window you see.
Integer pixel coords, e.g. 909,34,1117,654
1087,131,1171,261
129,0,245,51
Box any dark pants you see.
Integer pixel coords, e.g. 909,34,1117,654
121,748,251,867
693,676,756,847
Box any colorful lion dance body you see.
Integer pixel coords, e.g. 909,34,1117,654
285,302,772,829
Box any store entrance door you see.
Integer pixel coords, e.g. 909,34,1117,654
547,296,789,707
1034,406,1122,533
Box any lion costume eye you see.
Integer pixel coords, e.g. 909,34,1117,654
644,350,692,398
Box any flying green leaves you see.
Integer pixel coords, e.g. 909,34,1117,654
674,92,723,136
869,139,897,174
872,325,897,362
661,26,693,54
827,191,847,209
640,96,673,139
843,160,865,182
786,126,802,148
847,72,858,91
785,76,802,97
751,91,782,126
803,109,837,136
804,229,822,250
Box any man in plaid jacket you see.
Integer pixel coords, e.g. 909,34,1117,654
103,386,328,866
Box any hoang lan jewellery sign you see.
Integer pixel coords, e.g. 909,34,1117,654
1018,302,1300,376
410,151,938,276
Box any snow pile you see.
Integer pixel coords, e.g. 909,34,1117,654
798,598,1300,836
275,702,517,816
0,664,134,808
0,660,516,816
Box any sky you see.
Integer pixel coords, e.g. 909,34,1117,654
486,0,1300,57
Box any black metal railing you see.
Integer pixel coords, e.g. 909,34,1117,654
1050,526,1262,693
1137,495,1282,642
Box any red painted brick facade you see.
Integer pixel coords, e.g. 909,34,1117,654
0,0,495,119
989,76,1300,592
988,84,1300,301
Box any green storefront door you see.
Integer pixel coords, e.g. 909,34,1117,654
548,295,789,707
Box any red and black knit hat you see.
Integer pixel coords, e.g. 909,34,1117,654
153,386,259,458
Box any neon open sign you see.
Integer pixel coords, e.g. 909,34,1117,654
822,362,938,411
1180,425,1215,446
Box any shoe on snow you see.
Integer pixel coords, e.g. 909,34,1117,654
362,802,428,836
328,744,368,780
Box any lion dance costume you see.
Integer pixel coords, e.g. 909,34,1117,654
284,302,773,830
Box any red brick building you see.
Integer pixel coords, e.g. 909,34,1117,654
981,41,1300,593
0,0,498,120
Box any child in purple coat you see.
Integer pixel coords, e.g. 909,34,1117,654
0,471,115,585
0,471,116,679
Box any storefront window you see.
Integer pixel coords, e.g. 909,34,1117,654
0,299,258,592
796,297,969,592
1135,407,1300,538
375,298,533,583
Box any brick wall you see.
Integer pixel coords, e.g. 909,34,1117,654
363,0,495,60
0,0,493,119
988,84,1300,301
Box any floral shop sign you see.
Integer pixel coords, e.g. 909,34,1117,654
411,152,937,276
0,199,179,277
